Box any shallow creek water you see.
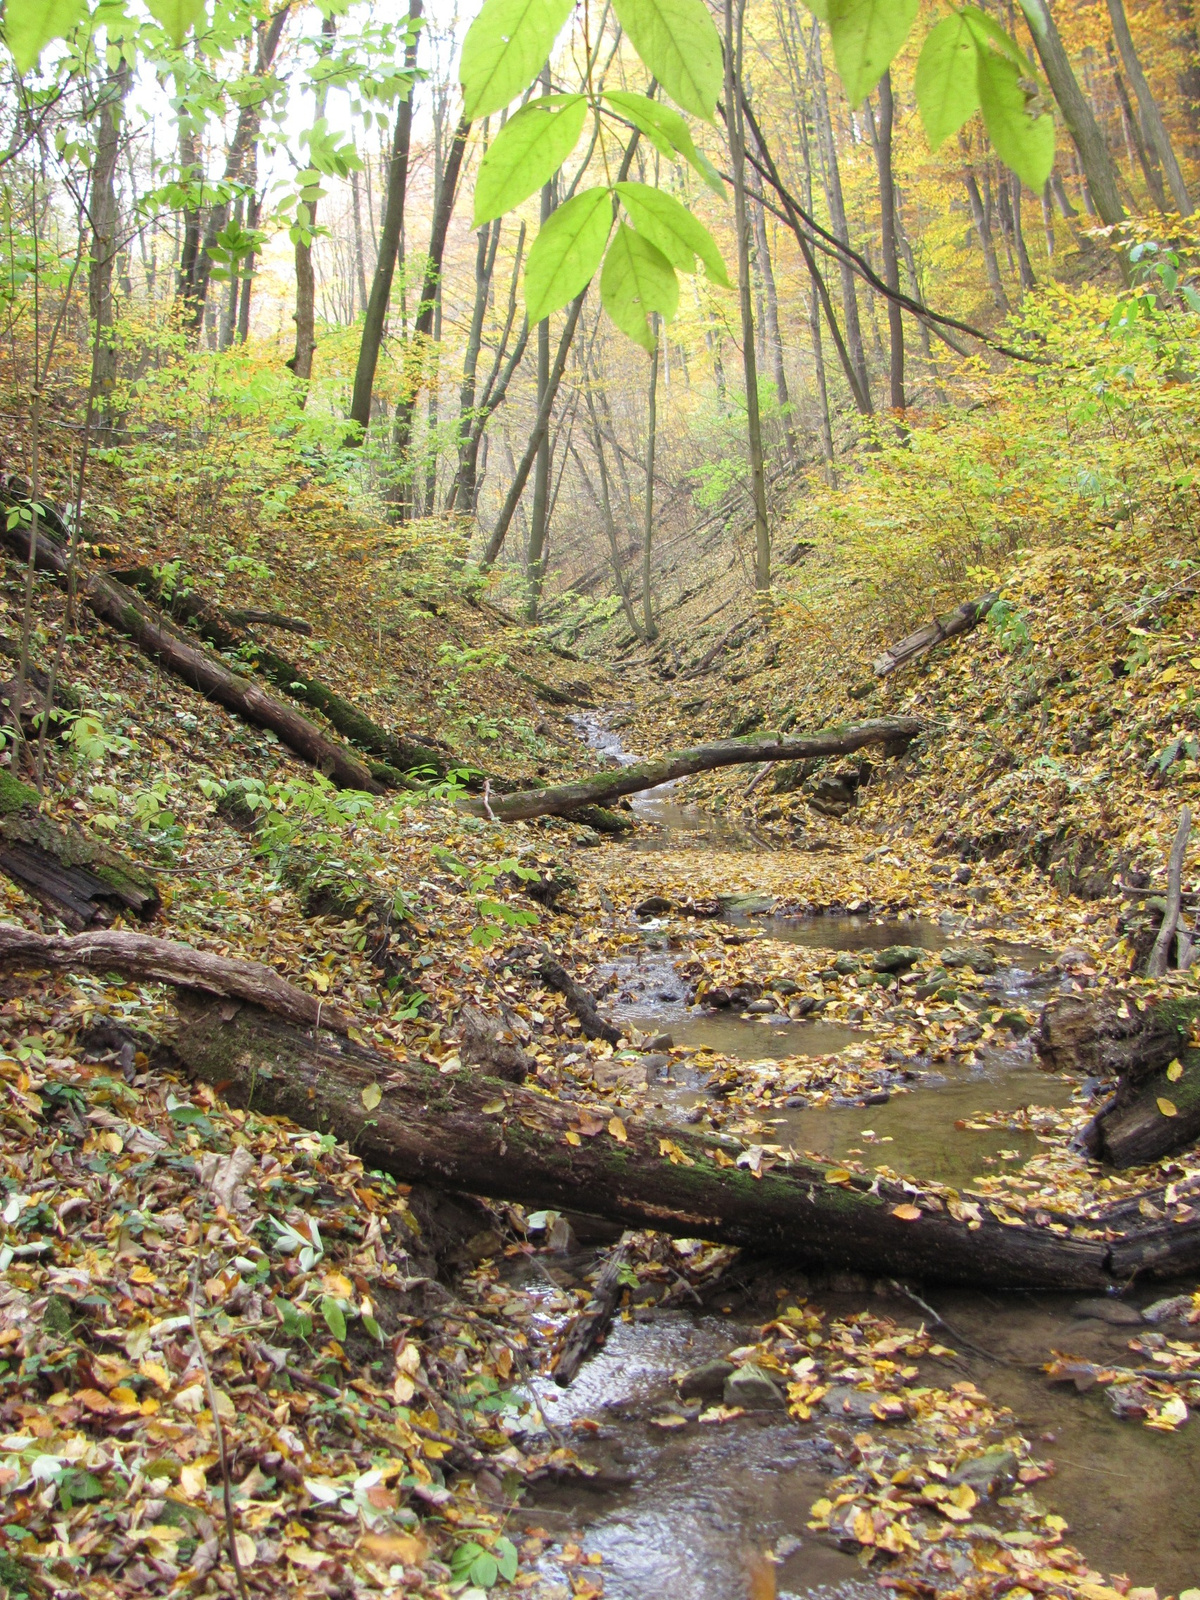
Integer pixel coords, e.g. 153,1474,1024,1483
536,715,1200,1598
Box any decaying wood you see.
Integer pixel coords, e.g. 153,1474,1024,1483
110,568,450,781
1148,807,1192,977
507,947,622,1043
553,1234,632,1386
224,609,313,635
1037,989,1200,1166
0,925,350,1033
468,719,922,823
873,593,999,678
458,1004,533,1083
168,990,1200,1289
0,512,384,794
0,774,158,928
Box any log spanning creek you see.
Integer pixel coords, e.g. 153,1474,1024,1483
511,717,1200,1600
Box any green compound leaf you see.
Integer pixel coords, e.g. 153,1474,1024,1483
826,0,919,106
602,90,724,195
460,0,573,121
600,221,679,351
4,0,87,73
146,0,209,47
611,0,723,122
914,12,980,150
524,186,613,322
970,16,1054,191
615,180,730,286
473,94,587,226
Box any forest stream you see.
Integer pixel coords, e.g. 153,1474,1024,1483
512,717,1200,1600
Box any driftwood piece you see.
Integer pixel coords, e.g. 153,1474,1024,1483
110,568,450,781
468,719,922,823
1037,989,1200,1166
0,925,350,1033
0,512,384,794
0,774,158,928
458,1004,533,1084
873,593,999,678
224,609,313,636
553,1235,632,1386
509,947,622,1043
1148,808,1192,977
170,993,1137,1289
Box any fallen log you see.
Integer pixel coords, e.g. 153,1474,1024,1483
553,1234,632,1386
469,719,923,823
873,593,998,678
172,991,1143,1289
0,775,158,928
1037,989,1200,1166
509,947,622,1043
111,568,451,781
0,511,383,794
0,924,350,1033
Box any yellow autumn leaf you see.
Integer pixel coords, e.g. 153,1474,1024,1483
850,1507,875,1544
482,1098,506,1114
1158,1097,1178,1117
1167,1059,1184,1082
361,1082,382,1111
825,1167,852,1184
564,1130,582,1146
891,1203,922,1221
179,1463,208,1499
608,1116,627,1142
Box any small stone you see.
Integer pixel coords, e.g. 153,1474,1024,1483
873,945,926,974
941,944,997,974
1141,1294,1194,1323
745,999,776,1014
593,1060,648,1090
644,1032,674,1051
997,1010,1030,1036
846,1007,865,1024
783,1095,808,1109
637,1053,672,1079
1072,1298,1144,1326
677,1359,735,1399
636,895,673,916
951,864,973,885
863,1090,891,1106
832,954,862,975
767,978,800,995
949,1448,1018,1495
820,1386,880,1422
723,1363,785,1409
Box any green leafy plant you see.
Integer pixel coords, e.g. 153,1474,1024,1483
431,845,541,947
449,1535,519,1589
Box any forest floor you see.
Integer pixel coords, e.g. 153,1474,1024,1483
2,500,1200,1600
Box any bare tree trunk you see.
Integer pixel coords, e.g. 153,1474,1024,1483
218,195,242,349
866,72,904,412
89,62,131,442
748,166,796,458
725,0,770,592
807,19,870,407
574,391,641,637
291,14,335,390
526,87,555,619
1008,173,1037,291
1109,49,1168,209
450,216,499,508
346,0,422,441
1022,0,1126,227
450,226,526,513
641,317,660,641
350,167,369,315
1105,0,1192,213
176,123,202,316
963,165,1011,311
236,181,259,344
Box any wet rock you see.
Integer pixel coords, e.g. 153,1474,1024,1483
949,1449,1018,1495
637,1053,672,1079
951,864,973,885
718,893,775,917
821,1386,892,1422
745,999,776,1014
723,1363,785,1409
592,1060,648,1091
706,986,733,1008
873,945,925,974
863,1090,891,1106
787,997,819,1018
832,954,861,975
1142,1294,1194,1323
636,895,673,916
677,1359,735,1399
997,1010,1030,1036
458,1229,505,1264
941,944,997,974
1072,1297,1144,1326
783,1095,808,1109
846,1007,865,1024
767,978,800,995
644,1032,674,1050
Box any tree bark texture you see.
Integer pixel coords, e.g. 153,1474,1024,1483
0,773,158,929
873,593,998,677
88,62,131,439
0,509,384,794
869,73,905,411
169,992,1200,1288
1105,0,1192,214
468,718,923,822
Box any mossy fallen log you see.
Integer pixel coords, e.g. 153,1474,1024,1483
0,774,158,928
468,719,923,823
873,593,999,677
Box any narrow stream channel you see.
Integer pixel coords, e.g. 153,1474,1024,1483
538,713,1200,1599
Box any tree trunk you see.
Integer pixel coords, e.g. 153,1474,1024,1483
1106,0,1192,213
640,318,660,641
291,14,335,391
470,718,922,822
171,992,1147,1289
350,166,370,315
867,73,904,412
88,62,131,442
451,217,500,508
873,593,998,676
176,124,203,317
0,508,384,794
389,116,471,517
1109,50,1168,211
807,19,871,405
748,167,796,458
1005,173,1037,293
526,101,555,619
1021,0,1126,228
346,0,422,442
450,230,528,513
725,0,770,591
0,772,158,928
963,165,1011,312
